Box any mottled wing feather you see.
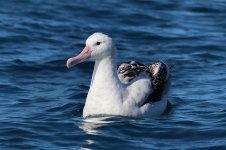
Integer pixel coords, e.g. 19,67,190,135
117,60,168,106
117,61,149,83
140,61,168,106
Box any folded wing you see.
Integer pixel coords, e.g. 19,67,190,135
117,60,169,107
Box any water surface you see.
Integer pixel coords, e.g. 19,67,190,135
0,0,226,149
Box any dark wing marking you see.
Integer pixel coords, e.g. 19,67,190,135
117,60,169,107
140,61,168,107
117,61,149,82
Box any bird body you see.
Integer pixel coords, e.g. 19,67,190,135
67,33,170,118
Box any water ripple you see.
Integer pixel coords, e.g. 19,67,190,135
0,0,226,149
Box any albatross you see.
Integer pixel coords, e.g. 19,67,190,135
67,32,170,118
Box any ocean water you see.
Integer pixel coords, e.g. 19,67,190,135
0,0,226,149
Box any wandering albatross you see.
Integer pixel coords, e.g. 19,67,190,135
66,32,170,118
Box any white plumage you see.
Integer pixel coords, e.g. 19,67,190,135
67,32,170,118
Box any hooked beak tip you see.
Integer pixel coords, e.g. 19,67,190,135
66,58,73,69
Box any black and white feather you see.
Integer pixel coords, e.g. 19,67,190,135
118,60,169,107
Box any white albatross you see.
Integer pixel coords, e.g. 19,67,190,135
67,32,170,118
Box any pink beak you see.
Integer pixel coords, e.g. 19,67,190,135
66,45,91,69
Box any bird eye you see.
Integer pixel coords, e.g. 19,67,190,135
96,42,101,45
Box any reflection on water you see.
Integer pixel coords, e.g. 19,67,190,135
79,117,116,135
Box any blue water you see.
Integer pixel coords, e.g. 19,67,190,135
1,0,226,149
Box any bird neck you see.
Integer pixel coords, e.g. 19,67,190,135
90,53,121,89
